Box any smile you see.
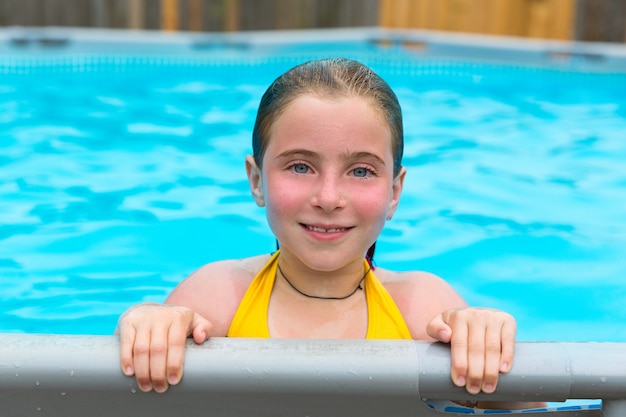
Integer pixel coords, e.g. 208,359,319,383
304,225,349,233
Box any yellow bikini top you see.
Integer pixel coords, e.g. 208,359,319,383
227,251,412,339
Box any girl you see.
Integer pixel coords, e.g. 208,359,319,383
118,58,518,404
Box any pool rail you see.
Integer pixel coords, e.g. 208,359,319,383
1,334,624,416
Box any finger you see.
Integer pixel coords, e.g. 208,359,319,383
426,313,452,343
190,313,213,345
149,325,170,393
132,327,153,392
118,322,137,377
464,316,487,395
166,313,192,386
481,322,504,394
499,314,517,373
447,312,469,389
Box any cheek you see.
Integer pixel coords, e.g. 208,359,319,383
354,187,393,222
263,176,305,219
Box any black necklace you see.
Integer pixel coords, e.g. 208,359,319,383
277,263,369,300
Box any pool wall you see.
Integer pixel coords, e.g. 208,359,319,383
1,334,624,416
1,26,626,72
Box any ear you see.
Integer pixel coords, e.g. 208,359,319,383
245,155,265,207
386,166,406,220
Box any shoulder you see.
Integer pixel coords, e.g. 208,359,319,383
165,254,272,335
375,268,467,340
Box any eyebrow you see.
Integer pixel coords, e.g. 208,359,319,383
274,149,387,167
274,149,319,161
342,150,387,167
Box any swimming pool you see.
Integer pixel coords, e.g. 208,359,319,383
1,27,625,342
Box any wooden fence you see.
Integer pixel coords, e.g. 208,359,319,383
379,0,626,42
0,0,378,32
379,0,576,40
0,0,624,43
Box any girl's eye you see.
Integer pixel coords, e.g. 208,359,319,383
291,163,309,174
352,167,372,178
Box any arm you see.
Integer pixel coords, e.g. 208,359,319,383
117,303,212,393
419,279,546,410
426,307,516,394
117,259,250,393
387,271,537,405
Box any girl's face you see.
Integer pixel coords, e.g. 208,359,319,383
246,94,405,272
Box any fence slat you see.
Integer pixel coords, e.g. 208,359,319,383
187,0,202,31
225,0,239,31
128,0,144,29
161,0,179,31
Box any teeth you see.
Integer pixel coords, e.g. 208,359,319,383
307,225,345,233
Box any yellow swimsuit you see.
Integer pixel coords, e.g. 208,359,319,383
227,251,412,339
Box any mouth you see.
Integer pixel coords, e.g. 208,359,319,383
303,224,351,233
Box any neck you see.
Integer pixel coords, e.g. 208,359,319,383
276,260,369,301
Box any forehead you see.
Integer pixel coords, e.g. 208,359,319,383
272,94,389,137
264,94,393,160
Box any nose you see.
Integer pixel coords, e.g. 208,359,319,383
310,172,346,212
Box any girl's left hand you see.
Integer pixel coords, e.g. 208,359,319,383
426,307,517,395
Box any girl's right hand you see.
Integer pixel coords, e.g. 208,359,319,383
117,303,213,393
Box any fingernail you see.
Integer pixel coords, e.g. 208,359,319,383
139,383,152,392
124,366,133,376
438,330,448,340
455,376,466,387
500,362,509,373
483,383,495,393
154,384,167,393
168,374,179,385
468,384,481,394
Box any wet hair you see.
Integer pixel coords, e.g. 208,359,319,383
254,58,404,266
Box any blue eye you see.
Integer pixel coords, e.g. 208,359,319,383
352,167,370,177
292,163,309,174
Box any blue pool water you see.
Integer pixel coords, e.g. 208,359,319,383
1,34,625,342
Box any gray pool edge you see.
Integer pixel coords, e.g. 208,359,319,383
1,26,626,72
1,334,624,416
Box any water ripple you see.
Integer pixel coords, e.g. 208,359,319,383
1,54,625,341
